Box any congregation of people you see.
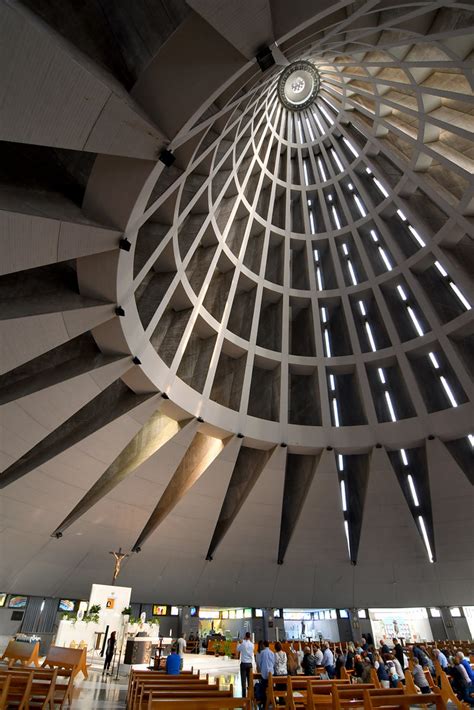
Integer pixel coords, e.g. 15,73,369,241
237,633,474,706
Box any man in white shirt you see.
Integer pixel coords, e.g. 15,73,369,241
314,644,324,666
237,632,254,697
322,642,336,678
177,634,186,656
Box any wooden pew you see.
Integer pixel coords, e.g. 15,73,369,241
128,672,211,710
42,645,88,679
0,669,33,710
434,662,468,710
0,639,41,668
135,680,220,709
366,691,446,710
0,666,71,710
332,686,405,710
0,675,10,710
24,668,58,709
145,688,233,710
127,670,202,708
147,700,251,710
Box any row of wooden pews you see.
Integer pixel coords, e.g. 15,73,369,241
260,673,447,710
0,666,75,709
127,668,251,709
0,641,89,708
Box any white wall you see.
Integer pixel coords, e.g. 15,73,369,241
0,607,23,652
284,619,339,641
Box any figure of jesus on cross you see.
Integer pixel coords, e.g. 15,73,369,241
109,547,128,585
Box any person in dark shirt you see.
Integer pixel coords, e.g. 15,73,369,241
380,639,390,655
354,654,364,679
345,643,355,670
103,631,116,675
166,649,181,675
302,647,317,676
335,648,346,679
392,638,404,669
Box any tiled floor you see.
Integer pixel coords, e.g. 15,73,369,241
70,652,242,708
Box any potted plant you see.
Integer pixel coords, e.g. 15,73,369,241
83,604,101,624
223,640,232,659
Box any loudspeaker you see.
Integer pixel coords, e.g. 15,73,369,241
256,46,275,72
159,149,176,167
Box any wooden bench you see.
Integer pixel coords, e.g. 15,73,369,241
286,677,354,707
0,666,73,709
127,670,202,708
135,680,221,709
42,645,88,679
0,675,10,709
433,660,468,710
366,691,446,710
0,668,33,710
0,639,41,668
331,686,405,710
147,700,251,710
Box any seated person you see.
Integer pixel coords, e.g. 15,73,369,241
411,658,431,694
165,649,181,675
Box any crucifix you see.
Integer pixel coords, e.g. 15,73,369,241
109,547,128,585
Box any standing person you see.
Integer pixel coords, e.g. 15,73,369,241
177,633,186,657
345,643,355,671
255,640,265,672
302,646,317,676
374,652,390,688
237,631,254,697
274,641,288,675
314,643,324,666
335,648,346,679
258,641,275,708
380,639,390,655
392,638,404,669
386,652,405,683
322,642,335,678
103,631,116,675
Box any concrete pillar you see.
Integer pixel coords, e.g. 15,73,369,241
439,606,471,641
178,606,200,640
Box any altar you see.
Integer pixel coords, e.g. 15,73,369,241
55,583,132,653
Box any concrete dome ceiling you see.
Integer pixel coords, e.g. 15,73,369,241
0,0,473,607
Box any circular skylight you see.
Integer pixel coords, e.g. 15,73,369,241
278,60,320,110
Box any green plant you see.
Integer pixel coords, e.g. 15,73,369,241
89,604,101,615
128,616,140,625
148,617,160,626
62,612,77,622
83,612,99,624
223,640,232,658
122,606,131,616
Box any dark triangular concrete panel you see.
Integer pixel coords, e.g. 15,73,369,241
340,453,370,564
52,414,192,537
0,263,111,320
278,453,319,564
387,444,436,561
132,433,234,552
0,331,126,404
206,445,275,560
0,376,155,488
442,438,473,486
